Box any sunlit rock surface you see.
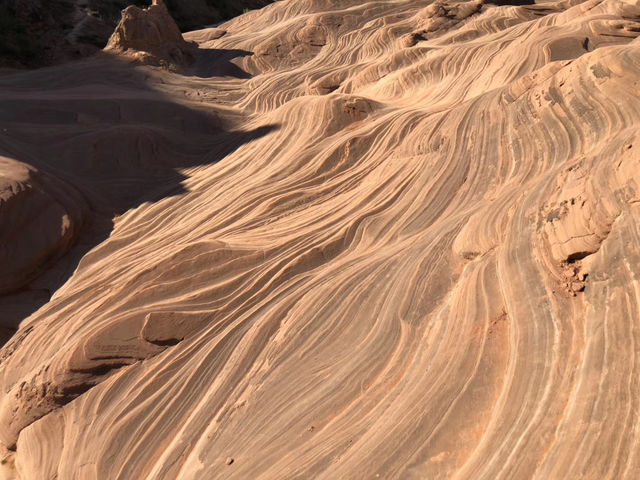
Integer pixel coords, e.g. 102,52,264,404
2,0,640,478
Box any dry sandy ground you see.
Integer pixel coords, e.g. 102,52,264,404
2,0,640,478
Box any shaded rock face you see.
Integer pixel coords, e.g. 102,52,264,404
67,14,117,48
105,0,195,67
163,0,274,31
0,157,87,295
0,0,275,69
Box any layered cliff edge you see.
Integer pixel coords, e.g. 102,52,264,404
2,0,640,478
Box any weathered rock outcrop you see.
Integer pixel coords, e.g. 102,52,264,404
105,0,195,68
0,0,275,68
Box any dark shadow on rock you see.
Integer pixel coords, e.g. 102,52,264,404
190,48,254,79
0,55,278,343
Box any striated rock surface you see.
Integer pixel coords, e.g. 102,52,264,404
2,0,640,479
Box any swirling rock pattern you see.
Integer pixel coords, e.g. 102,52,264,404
2,0,640,478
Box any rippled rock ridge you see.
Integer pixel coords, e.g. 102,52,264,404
2,0,640,478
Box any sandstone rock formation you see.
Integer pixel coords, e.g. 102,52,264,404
0,0,275,69
0,158,86,296
105,0,195,68
2,0,640,479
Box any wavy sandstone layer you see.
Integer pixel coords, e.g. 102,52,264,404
2,0,640,478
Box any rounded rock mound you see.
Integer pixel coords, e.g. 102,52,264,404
0,157,87,294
